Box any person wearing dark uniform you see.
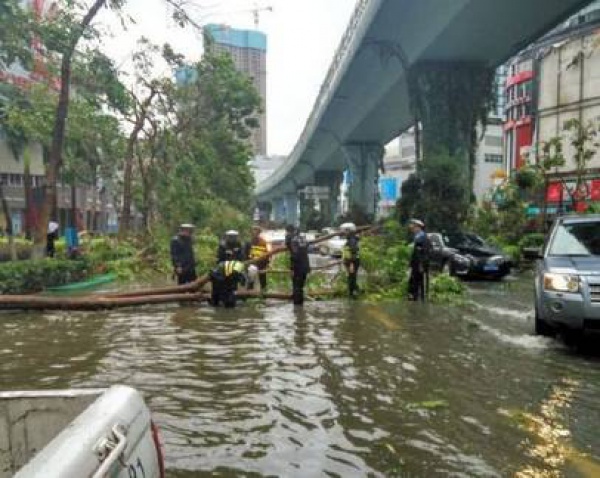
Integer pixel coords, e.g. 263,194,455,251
170,223,197,285
341,222,360,298
217,230,244,263
245,225,270,292
408,219,430,301
210,260,245,308
286,225,311,306
46,220,59,258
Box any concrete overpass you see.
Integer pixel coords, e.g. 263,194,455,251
255,0,593,224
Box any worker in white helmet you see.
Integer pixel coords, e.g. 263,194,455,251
170,223,197,284
217,229,244,263
341,223,360,298
407,219,430,301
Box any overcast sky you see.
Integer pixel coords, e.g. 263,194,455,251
98,0,357,156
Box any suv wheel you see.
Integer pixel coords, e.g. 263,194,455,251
534,306,554,337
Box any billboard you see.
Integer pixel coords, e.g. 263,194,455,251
379,177,399,203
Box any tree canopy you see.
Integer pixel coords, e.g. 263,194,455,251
1,0,262,247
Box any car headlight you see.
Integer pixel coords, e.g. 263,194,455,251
543,273,580,293
454,254,471,265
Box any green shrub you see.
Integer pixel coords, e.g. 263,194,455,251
0,258,90,294
503,245,521,265
429,274,466,305
0,238,34,261
519,233,545,250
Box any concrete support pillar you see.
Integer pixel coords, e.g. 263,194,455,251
410,61,494,189
345,143,384,219
256,202,271,223
315,170,343,224
271,197,286,223
284,192,298,226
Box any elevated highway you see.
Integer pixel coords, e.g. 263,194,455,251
256,0,593,224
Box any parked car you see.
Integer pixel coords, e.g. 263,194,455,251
534,214,600,337
305,230,318,253
317,228,345,258
263,229,287,251
1,385,164,478
428,232,512,279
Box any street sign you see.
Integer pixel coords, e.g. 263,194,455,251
301,186,330,200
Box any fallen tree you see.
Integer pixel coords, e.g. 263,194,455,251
0,289,336,311
102,226,373,299
0,226,375,310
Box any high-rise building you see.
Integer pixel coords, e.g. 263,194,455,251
502,0,600,212
204,24,267,156
504,0,600,173
0,0,119,234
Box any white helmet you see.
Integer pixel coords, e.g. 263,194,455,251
340,222,356,233
225,230,239,236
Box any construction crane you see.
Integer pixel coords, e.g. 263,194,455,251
251,5,273,29
222,4,273,30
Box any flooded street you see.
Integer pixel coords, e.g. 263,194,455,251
1,274,599,477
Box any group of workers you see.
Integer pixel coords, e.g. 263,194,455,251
169,222,363,308
169,217,430,307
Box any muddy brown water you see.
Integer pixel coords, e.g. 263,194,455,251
1,273,599,477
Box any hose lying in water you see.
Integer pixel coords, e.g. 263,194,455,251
0,289,335,311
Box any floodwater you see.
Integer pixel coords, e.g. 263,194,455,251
1,273,599,477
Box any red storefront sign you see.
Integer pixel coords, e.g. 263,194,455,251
506,70,534,87
591,179,600,201
546,182,563,203
515,123,533,169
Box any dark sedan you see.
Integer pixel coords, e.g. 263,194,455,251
427,232,512,279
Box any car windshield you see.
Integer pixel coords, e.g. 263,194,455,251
548,221,600,256
443,233,486,248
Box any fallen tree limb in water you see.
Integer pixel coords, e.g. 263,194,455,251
266,260,342,274
0,289,337,311
0,292,206,310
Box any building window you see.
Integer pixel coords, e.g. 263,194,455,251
485,136,503,148
9,174,23,186
401,145,415,158
484,154,503,164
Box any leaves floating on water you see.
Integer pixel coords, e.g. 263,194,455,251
385,443,397,454
407,399,449,410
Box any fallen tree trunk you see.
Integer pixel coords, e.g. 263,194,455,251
0,292,206,311
0,289,337,311
266,260,342,274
